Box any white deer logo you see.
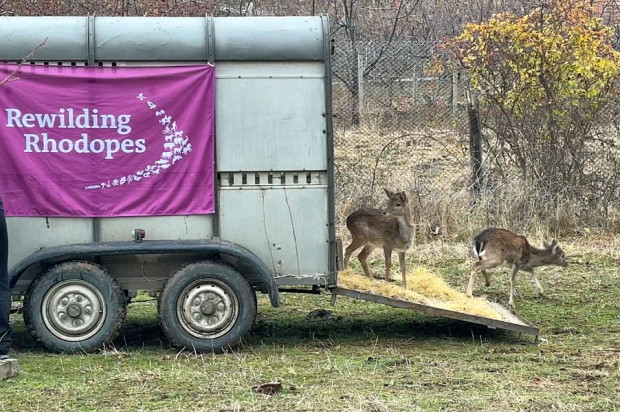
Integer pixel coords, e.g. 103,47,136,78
86,93,194,190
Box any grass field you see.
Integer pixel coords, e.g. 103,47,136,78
1,239,619,411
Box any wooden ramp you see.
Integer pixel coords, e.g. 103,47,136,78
334,287,539,336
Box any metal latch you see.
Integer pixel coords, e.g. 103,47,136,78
132,228,146,243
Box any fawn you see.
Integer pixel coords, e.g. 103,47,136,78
465,228,568,307
343,188,415,288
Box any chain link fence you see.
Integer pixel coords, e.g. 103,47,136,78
332,40,620,238
332,41,473,239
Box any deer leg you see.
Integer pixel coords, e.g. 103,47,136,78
344,238,365,269
466,262,483,297
508,264,519,308
466,270,476,297
358,245,375,279
383,246,393,281
482,270,491,287
530,270,544,296
398,252,407,288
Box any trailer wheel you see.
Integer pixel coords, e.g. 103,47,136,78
23,261,126,353
159,261,256,353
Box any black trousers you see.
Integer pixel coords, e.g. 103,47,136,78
0,205,12,356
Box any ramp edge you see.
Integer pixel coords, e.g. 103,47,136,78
334,287,540,336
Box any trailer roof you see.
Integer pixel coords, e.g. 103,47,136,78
0,16,328,62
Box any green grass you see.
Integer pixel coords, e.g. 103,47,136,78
1,244,619,411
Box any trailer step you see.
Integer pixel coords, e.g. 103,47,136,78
334,287,539,336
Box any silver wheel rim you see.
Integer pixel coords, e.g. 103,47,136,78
41,280,106,342
177,279,239,340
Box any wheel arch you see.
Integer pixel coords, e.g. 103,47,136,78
9,239,280,307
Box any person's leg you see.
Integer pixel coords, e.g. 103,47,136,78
0,205,12,357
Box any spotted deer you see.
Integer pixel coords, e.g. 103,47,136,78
465,228,568,308
343,188,415,288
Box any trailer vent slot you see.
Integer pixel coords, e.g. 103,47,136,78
2,61,88,67
218,171,327,188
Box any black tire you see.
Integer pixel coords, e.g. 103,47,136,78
159,261,257,353
23,261,126,353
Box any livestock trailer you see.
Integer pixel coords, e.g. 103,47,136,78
0,16,537,354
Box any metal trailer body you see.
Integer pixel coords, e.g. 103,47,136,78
0,16,336,352
2,16,336,292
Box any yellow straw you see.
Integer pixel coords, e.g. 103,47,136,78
338,268,505,320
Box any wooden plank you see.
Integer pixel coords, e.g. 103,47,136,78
0,358,19,380
334,287,539,336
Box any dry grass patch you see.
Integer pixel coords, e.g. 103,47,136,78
335,126,620,239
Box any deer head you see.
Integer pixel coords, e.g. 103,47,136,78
542,239,568,267
383,188,409,218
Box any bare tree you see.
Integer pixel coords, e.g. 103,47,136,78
331,0,420,125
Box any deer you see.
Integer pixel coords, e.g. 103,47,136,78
465,228,568,308
343,188,415,288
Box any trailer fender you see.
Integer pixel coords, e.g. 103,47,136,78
9,239,280,307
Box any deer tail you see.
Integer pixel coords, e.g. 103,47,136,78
473,239,486,260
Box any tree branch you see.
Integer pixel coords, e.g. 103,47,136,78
0,38,48,87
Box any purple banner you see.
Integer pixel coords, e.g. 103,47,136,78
0,64,215,217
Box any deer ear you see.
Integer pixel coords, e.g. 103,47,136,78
552,244,559,254
400,191,408,201
551,239,558,247
383,188,394,197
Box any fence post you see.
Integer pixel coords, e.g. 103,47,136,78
452,70,459,117
468,94,483,196
412,65,417,119
357,49,364,126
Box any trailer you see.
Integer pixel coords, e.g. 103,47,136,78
0,16,538,354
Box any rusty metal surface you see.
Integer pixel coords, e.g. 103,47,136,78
334,287,540,336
